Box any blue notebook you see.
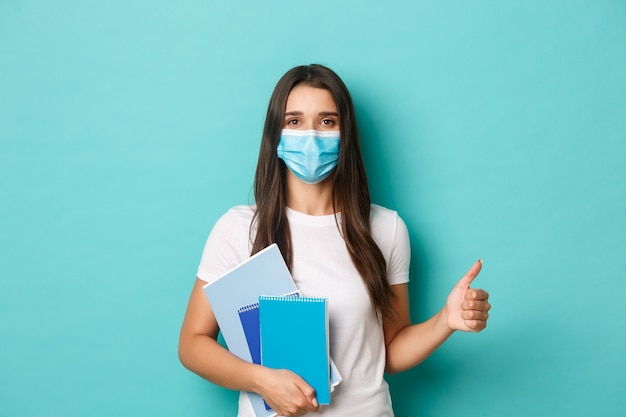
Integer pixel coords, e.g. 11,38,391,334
259,296,331,405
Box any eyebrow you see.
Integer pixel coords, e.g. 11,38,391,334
283,111,339,117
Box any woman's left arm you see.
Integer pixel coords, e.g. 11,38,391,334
383,260,490,374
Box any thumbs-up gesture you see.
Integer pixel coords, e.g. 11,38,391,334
444,259,491,332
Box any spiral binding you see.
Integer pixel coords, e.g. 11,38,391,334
237,302,259,313
259,295,327,303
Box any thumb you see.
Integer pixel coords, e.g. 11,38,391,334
454,259,483,290
295,378,318,408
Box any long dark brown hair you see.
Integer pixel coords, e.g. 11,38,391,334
251,64,396,320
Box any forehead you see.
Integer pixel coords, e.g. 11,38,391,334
285,85,337,112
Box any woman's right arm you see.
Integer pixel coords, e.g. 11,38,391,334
178,278,320,416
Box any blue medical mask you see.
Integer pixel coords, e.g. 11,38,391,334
277,129,341,184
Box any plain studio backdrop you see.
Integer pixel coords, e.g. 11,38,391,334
1,1,624,416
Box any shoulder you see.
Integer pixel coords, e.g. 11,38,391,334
370,204,405,232
210,204,257,246
370,204,411,283
369,204,409,255
211,205,256,231
370,203,399,222
197,205,256,283
221,204,256,222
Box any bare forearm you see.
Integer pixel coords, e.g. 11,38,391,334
385,309,454,374
179,333,320,415
178,333,264,393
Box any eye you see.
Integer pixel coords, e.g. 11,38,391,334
285,118,300,126
321,119,337,127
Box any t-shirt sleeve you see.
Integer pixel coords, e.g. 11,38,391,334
386,214,411,285
196,207,252,284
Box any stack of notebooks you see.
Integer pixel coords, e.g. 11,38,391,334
203,244,341,417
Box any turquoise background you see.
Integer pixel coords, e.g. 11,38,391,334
1,1,625,416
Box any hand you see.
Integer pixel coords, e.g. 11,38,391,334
257,368,319,416
444,259,491,332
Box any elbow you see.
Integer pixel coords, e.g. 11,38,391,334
385,360,417,375
178,344,188,369
385,359,424,374
385,365,400,375
178,346,189,370
384,353,400,374
384,357,405,375
385,349,424,374
178,334,194,371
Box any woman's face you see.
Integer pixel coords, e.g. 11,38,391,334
283,85,340,132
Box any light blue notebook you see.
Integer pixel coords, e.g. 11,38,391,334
203,244,298,417
259,296,331,405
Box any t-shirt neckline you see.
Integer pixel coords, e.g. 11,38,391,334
286,206,342,227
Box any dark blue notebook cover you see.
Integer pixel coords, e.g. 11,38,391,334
238,303,262,365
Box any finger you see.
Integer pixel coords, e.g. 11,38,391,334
465,288,489,301
464,319,487,332
454,259,483,290
294,379,319,410
461,309,489,321
461,299,491,311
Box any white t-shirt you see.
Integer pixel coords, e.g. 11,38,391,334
197,204,411,417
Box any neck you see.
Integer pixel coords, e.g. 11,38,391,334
285,171,336,215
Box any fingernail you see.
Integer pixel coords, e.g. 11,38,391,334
312,398,318,407
477,258,482,263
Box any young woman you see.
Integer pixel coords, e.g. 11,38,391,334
179,64,491,417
